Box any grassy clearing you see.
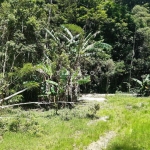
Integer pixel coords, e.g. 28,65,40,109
0,102,110,150
105,95,150,150
1,95,150,150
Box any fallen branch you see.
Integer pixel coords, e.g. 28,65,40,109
0,102,52,109
0,88,28,103
0,101,75,109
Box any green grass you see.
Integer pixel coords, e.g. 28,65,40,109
0,102,110,150
105,95,150,150
1,95,150,150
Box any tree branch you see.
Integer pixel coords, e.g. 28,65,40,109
0,88,28,103
0,101,75,109
0,102,44,109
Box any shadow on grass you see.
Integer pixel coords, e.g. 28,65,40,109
108,143,141,150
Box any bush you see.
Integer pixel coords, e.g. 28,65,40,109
58,103,100,120
86,103,100,119
9,118,20,132
8,113,43,136
0,108,21,116
0,119,8,136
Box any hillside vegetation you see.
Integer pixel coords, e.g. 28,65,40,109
0,0,150,106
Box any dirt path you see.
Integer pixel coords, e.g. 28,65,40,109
78,94,106,102
78,93,136,102
85,131,116,150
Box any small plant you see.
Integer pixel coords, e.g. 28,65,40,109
0,108,21,116
58,105,90,120
0,119,8,136
9,117,20,132
87,103,100,119
26,119,43,137
59,108,73,121
8,113,44,136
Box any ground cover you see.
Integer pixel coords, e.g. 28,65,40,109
106,95,150,150
0,95,150,150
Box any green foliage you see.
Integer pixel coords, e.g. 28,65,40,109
8,112,44,136
2,95,150,149
62,24,84,35
77,76,91,85
106,95,150,150
0,0,48,103
45,25,113,100
45,80,58,86
23,81,39,89
0,119,8,136
132,74,150,96
132,5,150,28
12,63,36,78
0,0,150,102
0,105,109,150
9,118,20,132
86,103,100,119
115,61,126,75
58,107,88,121
8,95,23,104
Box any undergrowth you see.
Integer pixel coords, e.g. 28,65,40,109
0,101,103,150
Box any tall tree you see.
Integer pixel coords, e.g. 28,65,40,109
0,0,47,103
131,4,150,77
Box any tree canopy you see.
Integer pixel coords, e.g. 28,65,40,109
0,0,150,106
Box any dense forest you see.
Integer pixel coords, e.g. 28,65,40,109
0,0,150,105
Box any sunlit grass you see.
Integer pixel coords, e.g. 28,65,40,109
0,102,110,150
106,95,150,150
1,95,150,150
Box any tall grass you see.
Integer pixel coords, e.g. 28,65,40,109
106,95,150,150
1,96,150,150
0,102,110,150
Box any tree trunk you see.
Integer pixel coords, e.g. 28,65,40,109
0,88,28,104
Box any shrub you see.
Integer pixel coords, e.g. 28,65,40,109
9,117,20,132
86,103,100,119
58,103,100,120
8,113,43,136
0,119,8,136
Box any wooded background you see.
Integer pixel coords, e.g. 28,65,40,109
0,0,150,104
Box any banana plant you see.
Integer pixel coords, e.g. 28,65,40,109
45,25,112,101
132,74,150,96
36,60,58,102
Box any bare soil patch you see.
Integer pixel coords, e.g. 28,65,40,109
85,131,116,150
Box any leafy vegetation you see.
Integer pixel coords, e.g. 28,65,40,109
0,101,109,150
132,74,150,96
0,0,150,106
0,0,150,149
0,0,113,105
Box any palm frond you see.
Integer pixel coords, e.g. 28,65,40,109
132,78,142,86
144,74,150,82
58,33,71,43
45,28,57,42
61,25,74,41
45,80,58,86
